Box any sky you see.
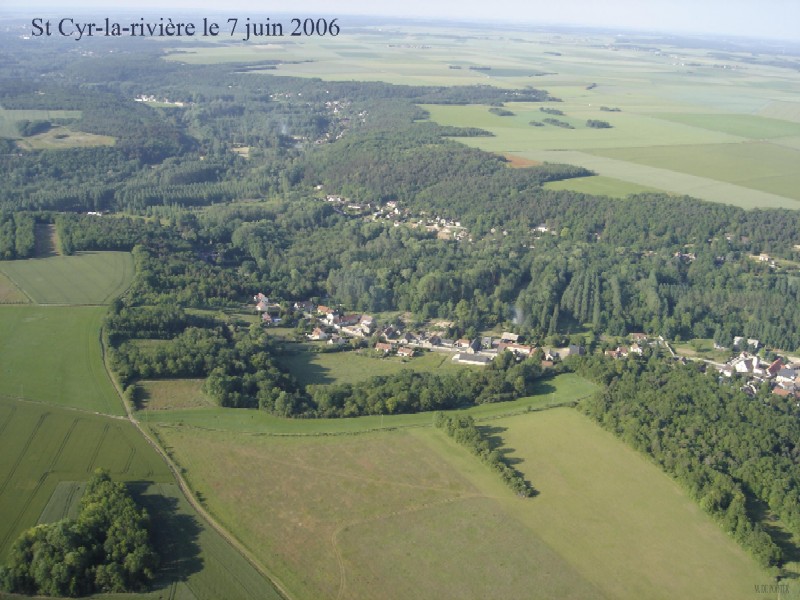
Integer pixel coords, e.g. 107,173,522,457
12,0,800,42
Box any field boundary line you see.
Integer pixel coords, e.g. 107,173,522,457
99,325,294,600
0,393,128,420
86,423,109,473
0,403,17,437
0,412,48,497
0,265,34,303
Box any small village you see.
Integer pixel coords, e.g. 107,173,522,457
254,293,800,403
252,292,587,369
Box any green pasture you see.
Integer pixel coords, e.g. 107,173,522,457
156,422,603,600
155,400,773,599
0,306,123,415
143,373,595,434
0,251,134,305
544,175,661,197
590,141,800,201
138,378,214,410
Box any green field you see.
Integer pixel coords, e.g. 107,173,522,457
590,141,800,201
0,306,123,415
0,251,134,305
155,402,775,600
138,379,214,410
16,126,115,150
0,396,170,560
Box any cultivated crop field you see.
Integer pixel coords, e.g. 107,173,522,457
0,251,134,305
0,397,283,600
154,403,773,600
165,28,800,209
0,306,123,415
0,396,170,560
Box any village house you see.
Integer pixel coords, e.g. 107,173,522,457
327,334,346,346
767,359,784,378
309,327,329,341
293,300,315,315
500,332,520,343
375,342,393,354
397,347,415,358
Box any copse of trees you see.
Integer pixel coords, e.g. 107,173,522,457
586,119,612,128
0,470,158,596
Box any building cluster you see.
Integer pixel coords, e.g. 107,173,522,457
252,294,573,367
717,352,800,399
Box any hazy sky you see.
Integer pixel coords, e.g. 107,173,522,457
13,0,800,42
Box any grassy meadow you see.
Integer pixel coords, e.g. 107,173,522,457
0,251,134,305
15,127,115,150
278,346,461,386
0,108,82,139
153,402,776,600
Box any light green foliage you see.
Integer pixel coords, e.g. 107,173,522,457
278,347,459,386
